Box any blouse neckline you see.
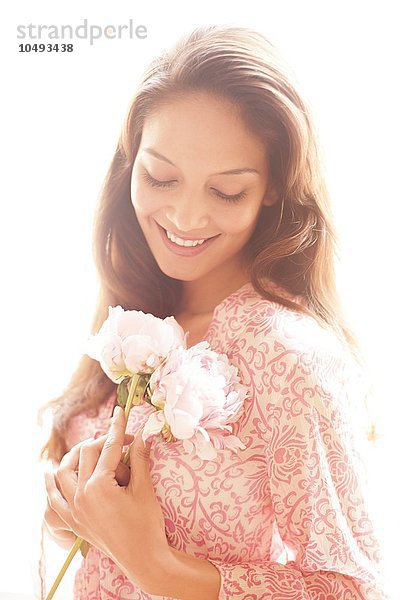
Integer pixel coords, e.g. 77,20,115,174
200,281,253,344
199,278,306,346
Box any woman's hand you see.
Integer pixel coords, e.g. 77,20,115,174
44,406,173,590
43,499,76,550
42,435,133,550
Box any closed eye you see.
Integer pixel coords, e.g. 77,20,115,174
211,188,247,203
142,171,177,188
141,171,247,204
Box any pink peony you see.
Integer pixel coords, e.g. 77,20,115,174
86,306,186,383
143,341,248,460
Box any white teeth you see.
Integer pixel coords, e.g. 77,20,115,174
166,229,207,247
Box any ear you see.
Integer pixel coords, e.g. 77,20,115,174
262,191,278,207
262,183,279,207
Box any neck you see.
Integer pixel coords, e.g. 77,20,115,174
179,261,250,317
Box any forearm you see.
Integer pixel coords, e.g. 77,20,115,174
118,546,221,600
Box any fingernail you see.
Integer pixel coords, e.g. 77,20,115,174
82,437,95,445
113,405,122,418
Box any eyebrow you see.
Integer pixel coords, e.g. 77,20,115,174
142,147,260,176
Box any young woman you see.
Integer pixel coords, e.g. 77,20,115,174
39,25,387,599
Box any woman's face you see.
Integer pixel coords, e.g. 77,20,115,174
130,92,277,283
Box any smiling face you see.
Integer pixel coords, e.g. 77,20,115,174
130,92,277,285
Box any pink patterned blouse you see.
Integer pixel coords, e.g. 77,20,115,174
65,281,387,599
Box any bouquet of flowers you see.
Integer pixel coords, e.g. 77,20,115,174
45,306,248,599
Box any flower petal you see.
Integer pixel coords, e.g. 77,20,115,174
143,410,165,441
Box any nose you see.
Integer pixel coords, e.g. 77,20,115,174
165,197,209,234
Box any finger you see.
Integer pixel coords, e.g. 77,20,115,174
76,441,98,493
44,468,70,523
55,447,80,502
43,501,77,546
56,439,94,503
56,432,133,499
129,426,153,491
44,498,70,529
78,432,134,491
93,432,135,446
43,521,76,547
92,405,126,478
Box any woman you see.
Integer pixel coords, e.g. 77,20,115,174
39,25,387,599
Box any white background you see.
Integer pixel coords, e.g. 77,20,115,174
1,1,398,598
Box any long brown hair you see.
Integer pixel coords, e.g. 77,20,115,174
38,24,372,464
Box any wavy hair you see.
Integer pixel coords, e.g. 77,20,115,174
38,24,373,464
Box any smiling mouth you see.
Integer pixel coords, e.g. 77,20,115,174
159,224,220,241
155,220,221,256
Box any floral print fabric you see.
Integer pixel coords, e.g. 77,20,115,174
66,282,386,599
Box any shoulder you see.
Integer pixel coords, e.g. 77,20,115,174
210,280,342,360
209,281,364,413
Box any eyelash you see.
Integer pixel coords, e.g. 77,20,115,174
141,171,247,204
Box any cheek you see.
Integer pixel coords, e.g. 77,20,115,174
216,205,261,235
130,179,161,217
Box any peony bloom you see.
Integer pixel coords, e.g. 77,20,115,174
143,341,248,460
85,306,186,383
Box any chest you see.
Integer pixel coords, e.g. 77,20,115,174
124,402,274,560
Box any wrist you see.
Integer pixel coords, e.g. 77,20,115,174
141,546,221,599
112,544,176,592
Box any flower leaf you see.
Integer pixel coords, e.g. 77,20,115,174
117,377,130,408
80,539,90,558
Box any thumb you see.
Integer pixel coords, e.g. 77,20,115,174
129,427,153,490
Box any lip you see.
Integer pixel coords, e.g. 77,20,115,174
155,222,220,257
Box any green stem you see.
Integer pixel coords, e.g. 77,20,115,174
45,373,146,599
45,536,82,599
122,373,146,464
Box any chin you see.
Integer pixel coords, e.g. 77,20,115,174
153,256,206,281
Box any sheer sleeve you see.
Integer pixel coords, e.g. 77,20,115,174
64,391,116,451
207,311,387,599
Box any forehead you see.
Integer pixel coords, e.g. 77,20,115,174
139,92,268,171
